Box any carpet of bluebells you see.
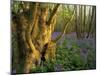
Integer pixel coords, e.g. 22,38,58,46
31,32,96,73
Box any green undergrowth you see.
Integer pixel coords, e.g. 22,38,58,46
31,39,96,73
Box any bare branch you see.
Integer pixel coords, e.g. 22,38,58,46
52,11,75,42
47,4,60,25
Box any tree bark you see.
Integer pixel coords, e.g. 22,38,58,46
12,2,60,73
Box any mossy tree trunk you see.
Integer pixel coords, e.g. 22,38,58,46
12,3,60,73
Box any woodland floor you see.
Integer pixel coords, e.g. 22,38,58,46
31,32,96,73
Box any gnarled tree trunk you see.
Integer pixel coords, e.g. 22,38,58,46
12,3,60,73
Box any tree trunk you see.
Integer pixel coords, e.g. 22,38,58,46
86,6,95,38
12,3,60,73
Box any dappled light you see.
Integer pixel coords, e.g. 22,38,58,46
11,1,96,74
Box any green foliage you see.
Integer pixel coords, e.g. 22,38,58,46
85,48,96,69
30,39,96,72
56,41,85,71
12,1,22,13
55,5,75,32
31,61,55,73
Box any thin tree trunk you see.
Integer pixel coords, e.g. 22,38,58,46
87,6,95,38
83,5,86,38
74,5,79,38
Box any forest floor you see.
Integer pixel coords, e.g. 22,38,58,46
51,32,96,71
31,32,96,72
52,32,96,58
